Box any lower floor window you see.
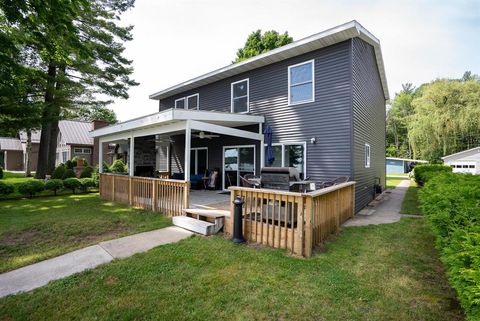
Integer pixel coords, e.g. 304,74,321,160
264,143,306,179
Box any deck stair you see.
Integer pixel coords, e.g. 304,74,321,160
172,209,230,236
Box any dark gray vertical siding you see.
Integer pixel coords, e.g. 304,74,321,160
160,41,354,185
351,38,386,212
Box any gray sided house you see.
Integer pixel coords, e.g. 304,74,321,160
91,21,388,212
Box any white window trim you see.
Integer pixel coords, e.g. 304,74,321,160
288,59,315,106
365,143,371,168
231,78,249,114
263,141,307,177
174,97,186,109
186,93,199,110
190,147,208,175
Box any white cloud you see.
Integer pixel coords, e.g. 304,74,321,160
111,0,480,120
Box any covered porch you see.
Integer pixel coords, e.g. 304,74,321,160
90,109,265,190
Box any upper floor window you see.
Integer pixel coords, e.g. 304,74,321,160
175,97,186,109
187,94,199,110
365,143,371,168
231,79,249,113
288,60,314,105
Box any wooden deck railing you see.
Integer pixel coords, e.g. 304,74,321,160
99,173,189,217
229,182,355,257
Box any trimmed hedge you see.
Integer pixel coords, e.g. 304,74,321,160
45,179,63,196
414,164,452,186
18,180,45,198
0,181,14,195
63,178,81,193
419,173,480,320
80,165,93,178
51,164,66,179
62,168,76,180
79,178,95,191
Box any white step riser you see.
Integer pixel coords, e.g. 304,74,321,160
172,216,216,236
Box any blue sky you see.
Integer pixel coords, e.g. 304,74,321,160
111,0,480,121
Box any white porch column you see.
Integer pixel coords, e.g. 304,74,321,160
259,123,264,173
129,134,135,176
98,139,103,173
184,121,191,182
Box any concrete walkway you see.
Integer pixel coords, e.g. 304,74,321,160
343,179,411,227
0,226,192,298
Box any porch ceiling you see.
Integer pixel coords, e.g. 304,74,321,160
89,109,264,141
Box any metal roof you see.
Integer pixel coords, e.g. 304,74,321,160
442,147,480,162
149,20,389,101
59,120,93,145
0,138,23,151
386,157,428,163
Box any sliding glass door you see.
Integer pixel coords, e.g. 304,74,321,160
223,145,255,189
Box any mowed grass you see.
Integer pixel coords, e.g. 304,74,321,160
0,219,463,321
386,176,408,189
401,181,422,215
0,193,171,272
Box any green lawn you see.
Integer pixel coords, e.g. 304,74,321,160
386,176,408,189
401,181,422,215
0,219,463,321
0,193,171,272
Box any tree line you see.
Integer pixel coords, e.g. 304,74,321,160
386,72,480,163
0,0,137,177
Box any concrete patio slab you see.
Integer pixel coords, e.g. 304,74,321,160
0,226,193,298
99,226,193,259
343,179,411,227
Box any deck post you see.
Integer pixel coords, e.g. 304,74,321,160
184,121,191,182
129,135,134,176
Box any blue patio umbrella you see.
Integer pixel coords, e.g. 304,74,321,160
264,125,275,166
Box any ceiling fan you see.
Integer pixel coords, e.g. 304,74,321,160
193,131,219,139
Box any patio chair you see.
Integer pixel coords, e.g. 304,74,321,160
240,175,261,188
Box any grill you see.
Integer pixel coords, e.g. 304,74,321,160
260,167,301,191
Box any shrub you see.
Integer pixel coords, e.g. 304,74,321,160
63,178,81,194
0,166,3,179
419,173,480,319
79,178,95,192
18,180,45,198
102,161,111,173
65,159,77,169
62,168,76,180
45,179,63,196
80,165,94,178
110,159,127,174
413,164,452,186
51,164,66,179
92,165,100,187
0,181,14,196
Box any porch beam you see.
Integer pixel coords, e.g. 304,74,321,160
189,120,263,141
184,121,191,182
129,135,134,176
94,121,186,144
98,140,104,173
259,123,264,173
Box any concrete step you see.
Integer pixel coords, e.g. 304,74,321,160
172,216,217,236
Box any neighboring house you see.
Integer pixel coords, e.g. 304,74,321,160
0,138,24,171
386,157,428,174
442,147,480,174
90,20,388,212
0,120,111,171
